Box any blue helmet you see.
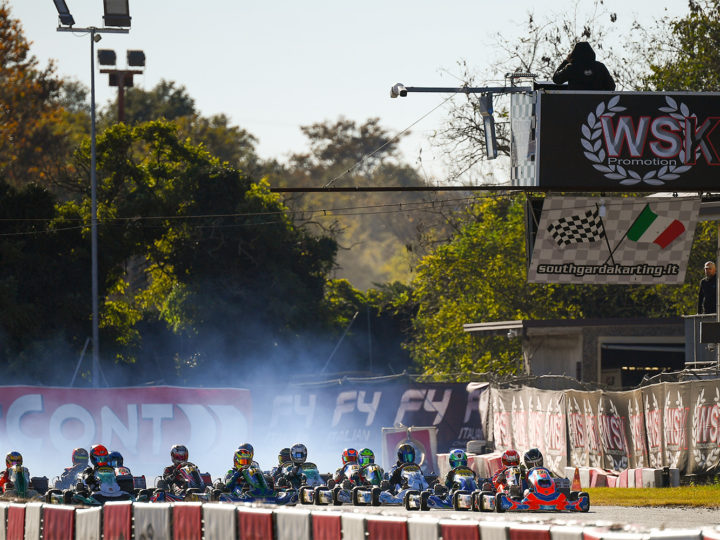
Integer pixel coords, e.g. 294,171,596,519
107,451,124,468
397,444,415,464
449,449,467,468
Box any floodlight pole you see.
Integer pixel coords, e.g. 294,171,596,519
57,25,128,386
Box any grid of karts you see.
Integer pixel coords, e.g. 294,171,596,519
25,461,590,512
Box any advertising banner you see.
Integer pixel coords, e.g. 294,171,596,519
254,381,489,474
528,196,699,284
489,387,566,476
643,381,692,473
537,91,720,191
0,386,251,479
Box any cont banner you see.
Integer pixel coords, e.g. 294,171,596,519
528,196,699,284
0,386,251,478
537,91,720,191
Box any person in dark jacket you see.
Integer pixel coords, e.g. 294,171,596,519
552,41,615,90
698,261,717,314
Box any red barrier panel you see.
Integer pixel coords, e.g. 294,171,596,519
440,522,480,540
312,513,342,540
173,502,203,540
103,502,132,540
43,506,75,540
367,517,408,540
510,524,551,540
237,508,274,540
6,505,25,540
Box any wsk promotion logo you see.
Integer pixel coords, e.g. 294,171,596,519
537,92,720,191
528,196,700,284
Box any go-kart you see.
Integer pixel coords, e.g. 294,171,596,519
312,462,361,506
495,467,590,512
216,466,297,505
290,463,330,504
2,465,44,500
409,466,483,511
377,463,430,510
53,465,85,491
152,462,211,502
349,463,384,506
52,466,135,506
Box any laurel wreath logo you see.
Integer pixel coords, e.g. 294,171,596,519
581,95,694,186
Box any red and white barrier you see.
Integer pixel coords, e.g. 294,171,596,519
366,515,407,540
237,506,274,540
0,502,6,540
134,502,171,539
275,507,311,540
74,506,101,540
42,505,74,540
103,501,132,540
478,518,509,540
312,511,343,540
203,503,236,540
6,504,24,540
440,518,481,540
550,524,585,540
342,513,366,540
172,501,202,540
407,516,439,540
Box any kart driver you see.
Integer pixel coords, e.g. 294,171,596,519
357,448,383,482
278,443,308,489
80,444,110,492
224,447,254,492
523,448,544,472
333,448,359,484
387,443,417,490
0,451,23,493
443,449,476,491
161,444,189,492
55,448,89,490
271,447,291,481
491,449,521,491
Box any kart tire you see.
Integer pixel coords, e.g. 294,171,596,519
332,486,342,506
471,491,478,512
569,490,579,501
453,490,469,511
371,487,381,507
62,490,74,505
495,492,506,513
313,486,326,506
579,491,590,512
351,486,361,506
326,479,335,489
509,485,522,499
380,480,390,491
45,489,61,504
479,490,494,512
421,490,430,511
404,490,419,511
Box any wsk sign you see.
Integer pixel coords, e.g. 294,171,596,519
537,91,720,190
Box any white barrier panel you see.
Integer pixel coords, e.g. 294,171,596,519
23,502,43,540
0,502,7,540
203,503,237,540
583,526,648,540
407,516,439,540
133,502,171,540
342,513,366,540
550,524,585,540
702,527,720,540
75,506,102,540
628,469,636,488
275,507,311,540
647,529,701,540
479,519,510,540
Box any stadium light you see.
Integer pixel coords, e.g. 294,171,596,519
52,0,75,26
103,0,131,28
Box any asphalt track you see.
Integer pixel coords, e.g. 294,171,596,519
317,504,720,529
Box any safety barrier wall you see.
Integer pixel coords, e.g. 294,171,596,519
0,501,718,540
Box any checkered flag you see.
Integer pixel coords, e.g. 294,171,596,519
547,208,605,247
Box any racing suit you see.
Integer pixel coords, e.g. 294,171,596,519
224,467,251,492
0,469,12,493
387,462,414,490
444,466,477,490
162,464,186,493
56,464,86,490
279,463,306,489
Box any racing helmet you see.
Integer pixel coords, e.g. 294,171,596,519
5,451,22,468
397,444,415,464
234,448,253,470
290,443,307,465
523,448,543,469
71,448,89,466
449,449,468,468
278,447,291,465
108,451,124,468
170,444,189,465
358,448,375,467
341,448,358,465
238,443,254,460
90,444,109,467
501,449,520,467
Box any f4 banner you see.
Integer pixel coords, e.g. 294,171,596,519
528,196,699,284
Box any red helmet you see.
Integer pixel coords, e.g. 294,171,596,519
501,449,520,467
90,444,109,467
342,448,358,465
170,444,189,465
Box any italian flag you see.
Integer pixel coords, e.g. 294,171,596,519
626,204,685,249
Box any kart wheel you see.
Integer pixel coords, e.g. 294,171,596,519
569,490,579,501
326,479,335,489
453,490,469,511
62,490,74,505
45,489,61,504
495,492,506,513
404,490,419,511
371,487,381,507
579,491,590,512
332,486,342,506
471,492,479,512
313,486,326,506
479,491,494,512
509,485,522,499
352,486,361,506
421,491,430,511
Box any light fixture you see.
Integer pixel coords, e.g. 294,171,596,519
103,0,131,27
52,0,75,26
479,94,498,160
126,50,145,67
97,49,117,66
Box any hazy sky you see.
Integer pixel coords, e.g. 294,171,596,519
11,0,688,180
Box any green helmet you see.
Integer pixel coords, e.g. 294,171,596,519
358,448,375,467
449,449,467,468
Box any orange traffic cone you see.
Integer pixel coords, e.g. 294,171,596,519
571,467,582,491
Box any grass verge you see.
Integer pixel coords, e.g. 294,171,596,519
586,486,720,507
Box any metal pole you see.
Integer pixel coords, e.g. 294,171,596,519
90,28,100,387
716,222,719,373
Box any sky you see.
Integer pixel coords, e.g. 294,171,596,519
9,0,689,181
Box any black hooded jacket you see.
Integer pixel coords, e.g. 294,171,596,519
552,42,615,90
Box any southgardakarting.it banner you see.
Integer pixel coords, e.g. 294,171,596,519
528,196,699,284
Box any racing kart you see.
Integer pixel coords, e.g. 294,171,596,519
409,466,485,511
216,466,297,505
290,463,332,504
47,466,135,506
2,465,44,500
377,463,430,510
152,462,210,502
348,463,384,506
494,467,590,513
312,462,361,506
